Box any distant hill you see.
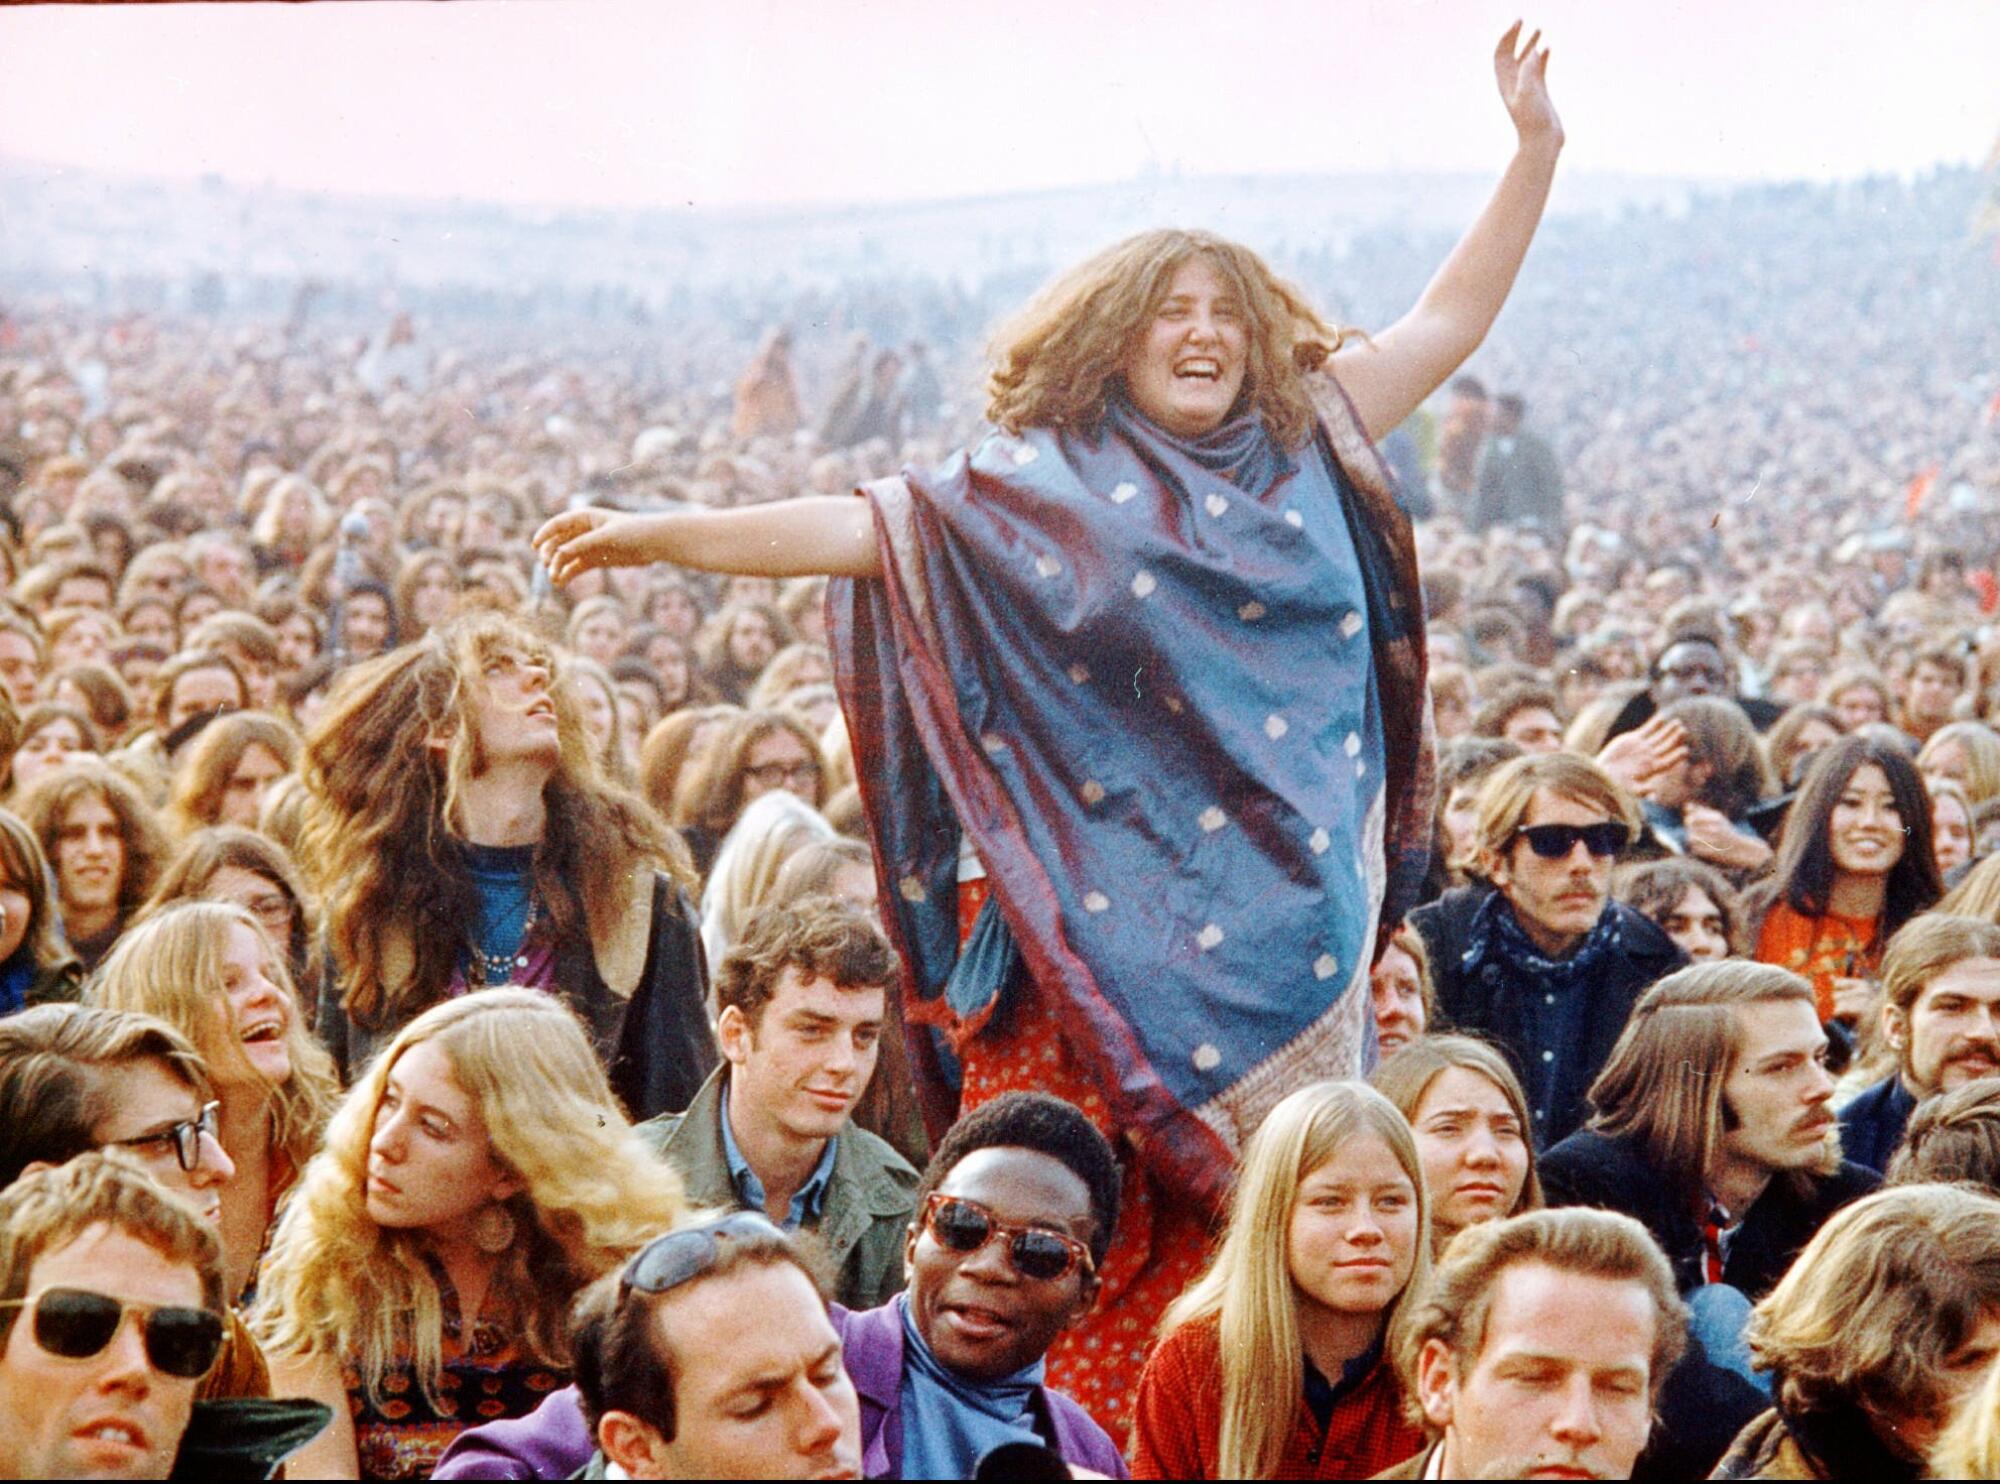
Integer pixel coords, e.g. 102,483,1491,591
1,156,1727,296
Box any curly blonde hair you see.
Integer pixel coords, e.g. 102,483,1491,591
985,228,1354,449
253,989,691,1407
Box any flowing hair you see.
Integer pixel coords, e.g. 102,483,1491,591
164,710,300,838
253,989,690,1407
984,229,1357,450
298,612,688,1028
88,900,337,1182
1160,1081,1431,1480
1767,735,1941,934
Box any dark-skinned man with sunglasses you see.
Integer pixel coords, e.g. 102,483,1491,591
0,1151,328,1481
436,1091,1128,1479
1410,753,1682,1148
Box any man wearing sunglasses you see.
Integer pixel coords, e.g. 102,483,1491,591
1411,753,1683,1148
0,1003,292,1407
0,1151,325,1481
437,1092,1127,1479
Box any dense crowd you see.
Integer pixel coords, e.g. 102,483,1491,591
3,130,2000,1484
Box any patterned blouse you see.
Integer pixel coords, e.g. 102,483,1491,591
345,1265,567,1482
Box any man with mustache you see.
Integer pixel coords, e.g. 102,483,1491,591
1538,963,1879,1476
1840,913,2000,1174
1410,752,1683,1149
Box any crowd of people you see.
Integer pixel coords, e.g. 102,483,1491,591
3,53,2000,1479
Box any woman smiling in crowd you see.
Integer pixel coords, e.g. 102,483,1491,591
89,899,336,1298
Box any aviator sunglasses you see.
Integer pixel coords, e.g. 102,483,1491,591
621,1211,786,1296
0,1289,224,1378
1511,822,1629,861
919,1193,1095,1283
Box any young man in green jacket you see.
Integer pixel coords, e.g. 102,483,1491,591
637,896,918,1311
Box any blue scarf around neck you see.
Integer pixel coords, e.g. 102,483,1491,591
897,1295,1047,1480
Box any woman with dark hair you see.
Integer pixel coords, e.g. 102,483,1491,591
1617,855,1741,962
1752,736,1942,1024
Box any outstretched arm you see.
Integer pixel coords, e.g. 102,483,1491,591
534,495,882,586
1331,22,1564,441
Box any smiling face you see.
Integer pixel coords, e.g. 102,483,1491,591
1410,1068,1530,1244
1120,256,1250,439
54,795,125,922
0,1226,206,1482
217,921,294,1089
1287,1133,1420,1325
1370,945,1427,1057
905,1147,1097,1383
719,969,884,1146
1828,762,1905,880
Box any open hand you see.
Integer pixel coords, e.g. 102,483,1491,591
1496,21,1563,148
1597,715,1689,797
533,507,645,587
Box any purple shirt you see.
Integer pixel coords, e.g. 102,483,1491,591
431,1301,1128,1480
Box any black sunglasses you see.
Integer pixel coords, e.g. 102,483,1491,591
114,1101,222,1174
0,1289,224,1378
921,1194,1094,1283
622,1211,786,1296
1512,822,1628,861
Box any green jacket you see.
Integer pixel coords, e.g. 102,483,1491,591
635,1066,919,1312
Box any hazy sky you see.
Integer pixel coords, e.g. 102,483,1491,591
2,0,1995,211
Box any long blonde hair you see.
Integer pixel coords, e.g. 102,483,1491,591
1161,1081,1431,1479
252,989,688,1406
985,229,1354,450
88,900,337,1180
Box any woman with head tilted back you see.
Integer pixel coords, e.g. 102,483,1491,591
253,990,689,1480
90,900,338,1300
1128,1081,1429,1478
537,26,1562,1431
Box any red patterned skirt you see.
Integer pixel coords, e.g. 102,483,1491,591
950,879,1215,1443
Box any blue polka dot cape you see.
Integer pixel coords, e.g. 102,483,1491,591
829,374,1434,1216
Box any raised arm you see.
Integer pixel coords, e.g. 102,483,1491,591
1330,22,1564,441
534,494,882,586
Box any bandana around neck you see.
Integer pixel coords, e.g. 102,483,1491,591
896,1295,1047,1480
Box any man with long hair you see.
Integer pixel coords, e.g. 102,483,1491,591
1840,912,2000,1172
299,611,714,1118
538,27,1563,1430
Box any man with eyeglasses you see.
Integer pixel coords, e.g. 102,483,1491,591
0,1151,327,1480
1410,753,1683,1148
436,1092,1128,1479
0,1003,270,1400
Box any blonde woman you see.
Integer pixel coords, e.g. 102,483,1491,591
1372,1034,1543,1257
1918,719,2000,808
255,990,689,1480
89,900,337,1298
1129,1081,1429,1479
697,788,835,975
